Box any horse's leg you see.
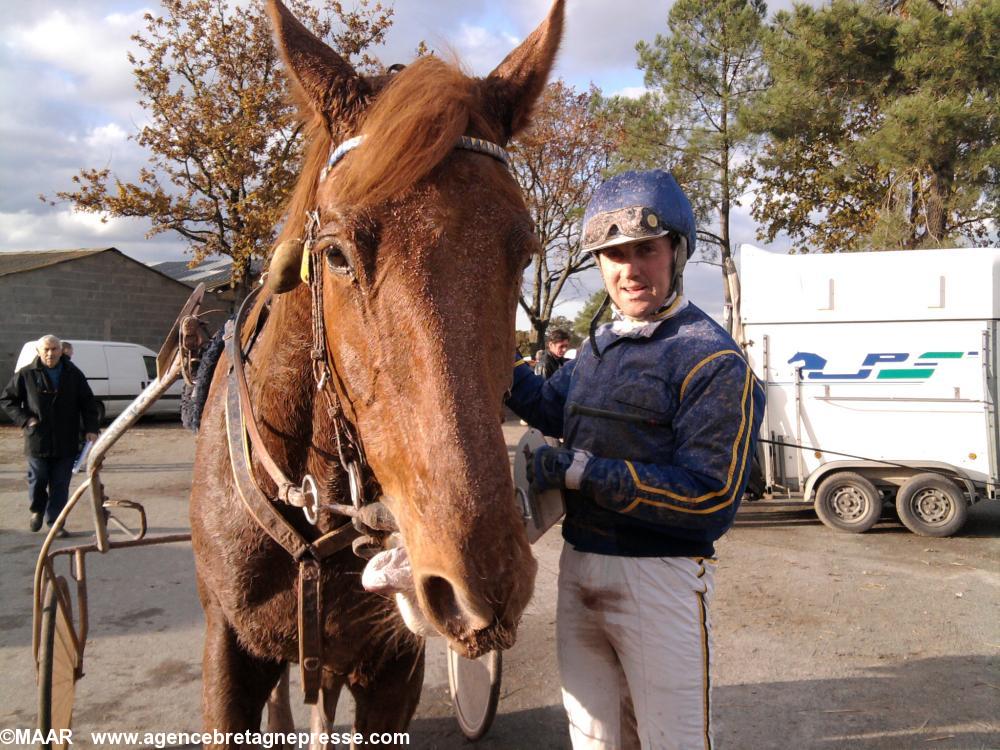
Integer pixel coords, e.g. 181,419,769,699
347,641,425,747
309,670,346,750
200,594,285,748
266,665,296,748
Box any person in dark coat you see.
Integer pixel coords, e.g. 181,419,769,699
535,328,571,379
1,335,100,534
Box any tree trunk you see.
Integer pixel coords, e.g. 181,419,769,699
533,322,548,360
233,256,253,308
926,165,953,244
719,77,734,335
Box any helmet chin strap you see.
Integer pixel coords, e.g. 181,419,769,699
670,235,688,298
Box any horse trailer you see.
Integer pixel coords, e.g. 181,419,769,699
738,245,1000,537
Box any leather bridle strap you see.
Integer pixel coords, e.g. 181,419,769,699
223,295,359,704
230,285,310,507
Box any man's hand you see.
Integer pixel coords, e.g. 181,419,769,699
528,446,576,493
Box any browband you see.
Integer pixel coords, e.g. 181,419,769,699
319,134,511,182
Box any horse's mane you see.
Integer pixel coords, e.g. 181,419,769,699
279,56,489,243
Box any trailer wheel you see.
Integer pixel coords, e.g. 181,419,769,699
895,473,968,537
814,472,882,533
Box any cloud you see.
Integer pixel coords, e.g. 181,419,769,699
7,8,146,117
0,208,186,261
85,123,128,149
611,86,649,99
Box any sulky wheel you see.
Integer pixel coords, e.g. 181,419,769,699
448,647,502,741
814,471,882,533
895,473,968,538
38,577,79,749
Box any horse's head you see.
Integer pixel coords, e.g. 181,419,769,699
267,0,563,656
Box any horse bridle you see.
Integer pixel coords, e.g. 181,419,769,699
222,131,513,703
231,133,511,520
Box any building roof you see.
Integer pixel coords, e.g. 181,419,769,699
150,257,263,291
0,248,111,277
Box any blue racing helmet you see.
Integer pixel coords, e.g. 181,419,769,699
582,170,696,257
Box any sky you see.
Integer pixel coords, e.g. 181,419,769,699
0,0,809,326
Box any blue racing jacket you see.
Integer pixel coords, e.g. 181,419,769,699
507,300,765,558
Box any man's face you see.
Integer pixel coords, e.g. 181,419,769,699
547,339,570,357
37,340,62,368
597,236,675,320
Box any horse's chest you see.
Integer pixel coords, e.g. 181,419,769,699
220,546,391,670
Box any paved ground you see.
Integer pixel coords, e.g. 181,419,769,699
1,420,998,749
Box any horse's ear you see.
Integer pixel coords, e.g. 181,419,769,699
267,0,369,125
483,0,565,142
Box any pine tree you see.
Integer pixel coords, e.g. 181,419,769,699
745,0,999,252
637,0,768,330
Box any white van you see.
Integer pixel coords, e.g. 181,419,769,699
14,340,183,422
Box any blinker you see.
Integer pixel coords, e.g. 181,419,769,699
265,239,305,294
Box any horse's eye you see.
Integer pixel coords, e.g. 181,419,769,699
325,246,351,274
314,236,352,275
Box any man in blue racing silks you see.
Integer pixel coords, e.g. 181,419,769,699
507,170,765,750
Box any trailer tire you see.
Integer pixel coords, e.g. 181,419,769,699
895,473,968,537
814,472,882,533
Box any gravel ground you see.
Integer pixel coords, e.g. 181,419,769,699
1,420,997,749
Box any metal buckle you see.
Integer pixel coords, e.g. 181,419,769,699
301,474,320,525
347,461,364,509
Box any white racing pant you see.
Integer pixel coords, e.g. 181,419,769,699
557,545,716,750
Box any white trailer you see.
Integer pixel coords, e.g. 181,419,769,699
738,244,1000,537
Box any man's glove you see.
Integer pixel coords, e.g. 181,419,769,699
528,446,576,492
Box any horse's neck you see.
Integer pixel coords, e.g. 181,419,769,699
248,290,326,477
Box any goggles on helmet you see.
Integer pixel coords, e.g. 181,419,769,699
582,205,669,253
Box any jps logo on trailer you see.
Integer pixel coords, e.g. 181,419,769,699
788,351,975,381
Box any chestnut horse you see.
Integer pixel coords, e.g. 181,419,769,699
189,0,564,742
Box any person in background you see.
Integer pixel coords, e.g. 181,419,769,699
1,335,99,536
61,341,74,360
536,328,572,379
507,170,765,749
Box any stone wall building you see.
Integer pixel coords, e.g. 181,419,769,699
0,248,226,380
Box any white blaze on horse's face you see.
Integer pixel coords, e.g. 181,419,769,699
268,0,564,655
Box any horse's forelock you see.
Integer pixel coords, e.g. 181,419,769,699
279,56,500,246
278,110,332,245
337,57,484,208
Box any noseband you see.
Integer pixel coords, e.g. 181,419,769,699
222,132,512,703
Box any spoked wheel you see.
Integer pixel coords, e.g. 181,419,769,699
814,472,882,533
896,473,968,537
38,577,79,749
447,647,502,741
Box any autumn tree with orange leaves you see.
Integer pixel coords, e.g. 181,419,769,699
49,0,392,293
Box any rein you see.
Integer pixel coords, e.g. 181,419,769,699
222,131,513,703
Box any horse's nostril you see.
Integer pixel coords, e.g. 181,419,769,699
420,575,492,632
